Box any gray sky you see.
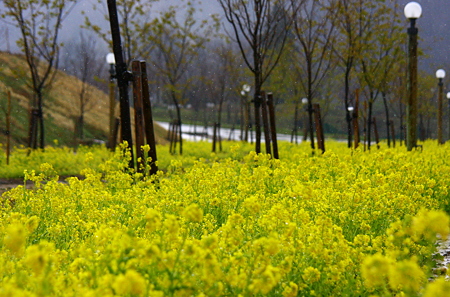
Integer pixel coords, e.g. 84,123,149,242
1,0,223,52
1,0,448,74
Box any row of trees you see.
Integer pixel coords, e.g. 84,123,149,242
1,0,446,152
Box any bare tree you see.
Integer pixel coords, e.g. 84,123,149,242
210,41,242,152
358,1,403,149
1,0,78,149
217,0,303,153
144,1,219,155
330,0,365,148
292,0,336,151
62,31,106,141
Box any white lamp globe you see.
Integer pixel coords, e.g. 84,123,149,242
242,84,251,93
106,53,116,65
436,69,446,79
301,98,308,104
404,2,422,19
447,92,450,99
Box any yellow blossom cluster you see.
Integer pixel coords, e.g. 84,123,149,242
1,140,450,296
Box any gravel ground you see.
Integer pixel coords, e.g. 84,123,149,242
434,237,450,279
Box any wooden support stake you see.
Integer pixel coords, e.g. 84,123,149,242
140,61,158,175
132,60,145,172
261,91,272,156
267,92,279,159
313,104,325,153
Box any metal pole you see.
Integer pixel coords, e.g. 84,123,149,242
107,0,134,168
6,89,11,165
448,97,450,142
406,18,419,151
438,78,443,144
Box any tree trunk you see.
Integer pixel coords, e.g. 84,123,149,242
254,69,263,153
382,92,391,148
367,99,373,150
79,115,84,140
307,61,315,152
37,90,45,149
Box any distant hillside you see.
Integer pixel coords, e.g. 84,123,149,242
0,51,167,148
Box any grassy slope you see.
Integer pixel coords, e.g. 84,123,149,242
0,51,168,148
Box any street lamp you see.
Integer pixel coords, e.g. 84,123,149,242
436,69,445,144
106,53,116,150
404,1,422,151
106,53,116,74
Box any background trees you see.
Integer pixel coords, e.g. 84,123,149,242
357,1,403,150
62,31,106,141
1,0,78,149
291,0,336,150
142,1,219,155
217,0,303,153
2,0,446,149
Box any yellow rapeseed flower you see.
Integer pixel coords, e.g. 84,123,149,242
4,223,27,257
112,270,146,296
282,282,298,297
303,266,321,283
361,253,391,288
145,208,162,233
182,203,204,222
388,258,425,292
423,277,450,297
24,241,54,275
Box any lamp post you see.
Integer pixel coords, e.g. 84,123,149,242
404,1,422,151
106,53,116,150
447,91,450,142
107,0,134,168
436,69,446,144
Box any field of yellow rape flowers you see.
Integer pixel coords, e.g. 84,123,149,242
2,140,450,296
